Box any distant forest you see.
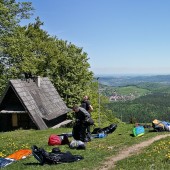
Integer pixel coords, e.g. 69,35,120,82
99,75,170,123
107,92,170,123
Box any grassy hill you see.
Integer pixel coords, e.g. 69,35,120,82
98,75,170,87
99,75,170,100
136,82,170,93
115,85,150,96
101,82,170,98
101,84,150,97
0,124,170,170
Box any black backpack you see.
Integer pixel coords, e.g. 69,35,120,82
32,145,83,165
92,124,117,134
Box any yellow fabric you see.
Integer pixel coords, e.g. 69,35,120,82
136,133,144,137
153,119,164,128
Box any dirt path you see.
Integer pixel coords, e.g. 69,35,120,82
96,134,170,170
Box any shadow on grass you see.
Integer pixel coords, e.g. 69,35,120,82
23,162,41,166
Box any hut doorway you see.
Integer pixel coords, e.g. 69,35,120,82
0,112,37,132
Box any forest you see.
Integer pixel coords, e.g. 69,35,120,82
106,92,170,123
98,77,170,124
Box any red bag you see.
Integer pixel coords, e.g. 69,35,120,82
48,134,62,146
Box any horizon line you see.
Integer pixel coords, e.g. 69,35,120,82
94,73,170,77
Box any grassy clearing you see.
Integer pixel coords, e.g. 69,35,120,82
0,123,167,170
115,86,150,96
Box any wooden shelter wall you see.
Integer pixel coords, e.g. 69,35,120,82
0,87,25,111
0,113,37,132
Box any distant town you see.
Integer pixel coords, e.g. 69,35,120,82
109,92,136,102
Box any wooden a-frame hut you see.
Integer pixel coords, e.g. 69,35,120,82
0,76,70,132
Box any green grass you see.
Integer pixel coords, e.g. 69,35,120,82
115,136,170,170
0,123,168,170
115,86,150,96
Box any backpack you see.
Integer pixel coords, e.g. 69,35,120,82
92,133,107,138
91,124,117,135
85,117,94,125
102,124,117,134
133,126,145,137
48,135,62,146
69,140,86,150
152,119,165,132
91,128,103,134
32,145,83,165
162,121,170,131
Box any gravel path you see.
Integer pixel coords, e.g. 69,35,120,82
96,134,170,170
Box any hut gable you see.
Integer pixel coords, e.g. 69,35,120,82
0,77,70,131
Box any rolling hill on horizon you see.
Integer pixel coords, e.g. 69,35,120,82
96,74,170,87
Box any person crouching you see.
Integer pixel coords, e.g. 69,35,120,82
72,105,94,142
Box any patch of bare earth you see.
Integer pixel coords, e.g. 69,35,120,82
96,134,170,170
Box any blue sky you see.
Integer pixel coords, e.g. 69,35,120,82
17,0,170,76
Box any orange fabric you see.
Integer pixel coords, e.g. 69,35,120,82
6,149,32,160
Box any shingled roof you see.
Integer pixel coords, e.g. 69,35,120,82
0,77,70,130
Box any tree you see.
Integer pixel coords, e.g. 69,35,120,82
83,81,120,127
0,17,93,107
0,0,33,35
0,0,33,93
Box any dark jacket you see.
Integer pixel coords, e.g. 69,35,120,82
81,100,91,111
75,107,90,122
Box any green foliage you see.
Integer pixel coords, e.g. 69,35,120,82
0,0,33,94
0,2,93,107
136,82,170,93
116,85,150,96
0,0,33,35
101,84,150,97
107,92,170,123
84,81,121,126
51,41,93,107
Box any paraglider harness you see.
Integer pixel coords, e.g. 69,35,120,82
152,119,170,132
152,119,165,132
92,124,117,135
32,145,83,165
